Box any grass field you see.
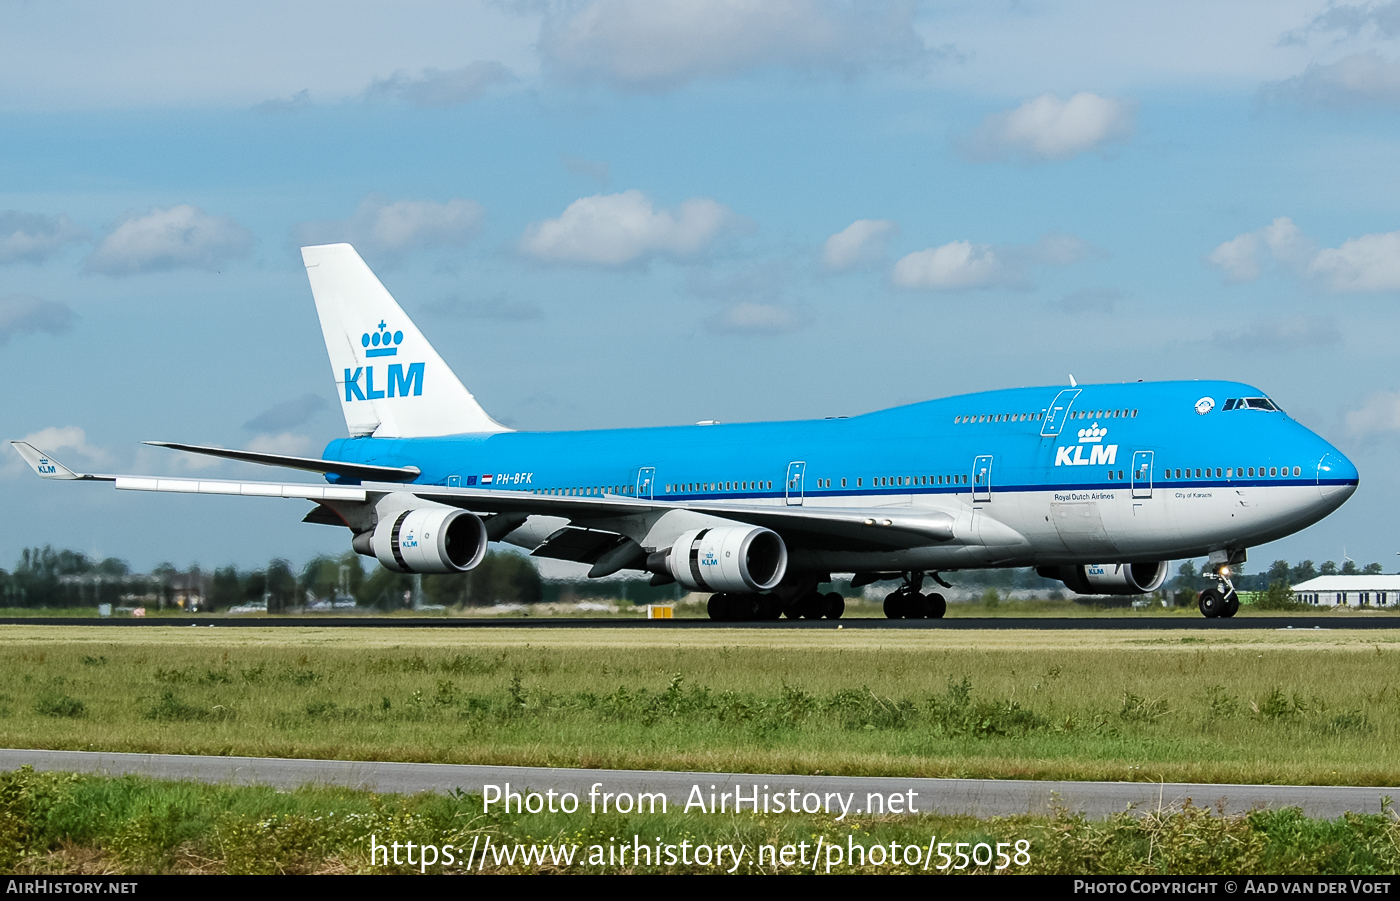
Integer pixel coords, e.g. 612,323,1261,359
2,766,1397,874
1,624,1398,787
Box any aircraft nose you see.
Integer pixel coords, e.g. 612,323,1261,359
1317,449,1359,502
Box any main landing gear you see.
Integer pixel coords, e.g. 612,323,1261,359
706,590,845,621
883,572,947,620
1198,558,1241,619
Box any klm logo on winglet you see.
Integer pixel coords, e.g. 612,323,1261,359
344,321,424,401
1055,423,1118,467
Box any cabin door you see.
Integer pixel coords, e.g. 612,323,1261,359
972,455,993,502
1131,451,1154,499
635,467,655,500
785,461,806,506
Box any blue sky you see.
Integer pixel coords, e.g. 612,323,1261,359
4,0,1400,573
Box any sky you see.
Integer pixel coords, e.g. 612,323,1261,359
4,0,1400,575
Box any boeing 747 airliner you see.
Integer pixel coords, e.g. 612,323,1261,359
13,244,1359,620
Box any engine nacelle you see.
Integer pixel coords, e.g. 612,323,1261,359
366,508,488,574
662,526,788,593
1038,562,1168,596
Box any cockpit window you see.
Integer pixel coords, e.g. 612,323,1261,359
1224,397,1279,412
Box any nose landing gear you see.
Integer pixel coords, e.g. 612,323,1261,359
1199,555,1242,619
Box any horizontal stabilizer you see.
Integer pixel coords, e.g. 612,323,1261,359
145,441,420,482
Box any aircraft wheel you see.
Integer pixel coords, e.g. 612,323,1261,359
1198,588,1224,618
798,591,825,619
883,589,907,619
908,591,930,619
758,594,784,621
927,592,947,619
707,593,731,621
824,592,845,620
1221,591,1240,618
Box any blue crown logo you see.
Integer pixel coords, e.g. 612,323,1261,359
362,321,403,358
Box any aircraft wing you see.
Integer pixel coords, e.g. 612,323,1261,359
13,442,968,554
372,482,958,551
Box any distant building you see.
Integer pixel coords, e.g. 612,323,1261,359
1291,575,1400,608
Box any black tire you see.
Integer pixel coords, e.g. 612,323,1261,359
908,591,930,619
927,592,947,619
883,590,906,619
758,594,784,621
799,591,825,620
824,592,845,620
1221,591,1240,618
1199,587,1224,618
707,593,729,621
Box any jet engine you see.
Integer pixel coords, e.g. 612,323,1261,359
654,526,788,593
1037,562,1168,596
362,507,489,574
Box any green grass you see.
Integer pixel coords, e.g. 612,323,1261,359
1,626,1399,786
0,766,1396,874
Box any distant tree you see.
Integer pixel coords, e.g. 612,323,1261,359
1320,561,1338,576
265,559,297,613
1267,560,1291,586
209,566,241,610
1291,560,1317,583
1363,562,1383,575
1341,560,1359,575
361,566,411,610
1254,581,1301,610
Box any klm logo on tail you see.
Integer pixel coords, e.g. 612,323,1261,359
1055,423,1118,467
344,321,424,401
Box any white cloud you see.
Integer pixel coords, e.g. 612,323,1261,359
1345,390,1400,437
245,432,314,456
707,302,810,335
1209,217,1400,293
85,205,254,276
520,190,737,266
1262,51,1400,108
821,219,897,271
0,211,88,264
537,0,925,92
892,241,1002,289
0,295,76,346
1207,232,1262,283
892,230,1096,291
963,92,1137,163
295,196,485,262
364,62,512,106
1310,231,1400,292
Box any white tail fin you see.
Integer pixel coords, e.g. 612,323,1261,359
301,243,510,438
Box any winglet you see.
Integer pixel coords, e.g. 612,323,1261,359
10,442,82,479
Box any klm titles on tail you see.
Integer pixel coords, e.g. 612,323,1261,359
342,322,424,402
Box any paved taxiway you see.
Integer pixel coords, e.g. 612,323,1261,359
2,749,1394,820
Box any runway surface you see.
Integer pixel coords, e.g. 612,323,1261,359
2,749,1394,820
0,615,1395,629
